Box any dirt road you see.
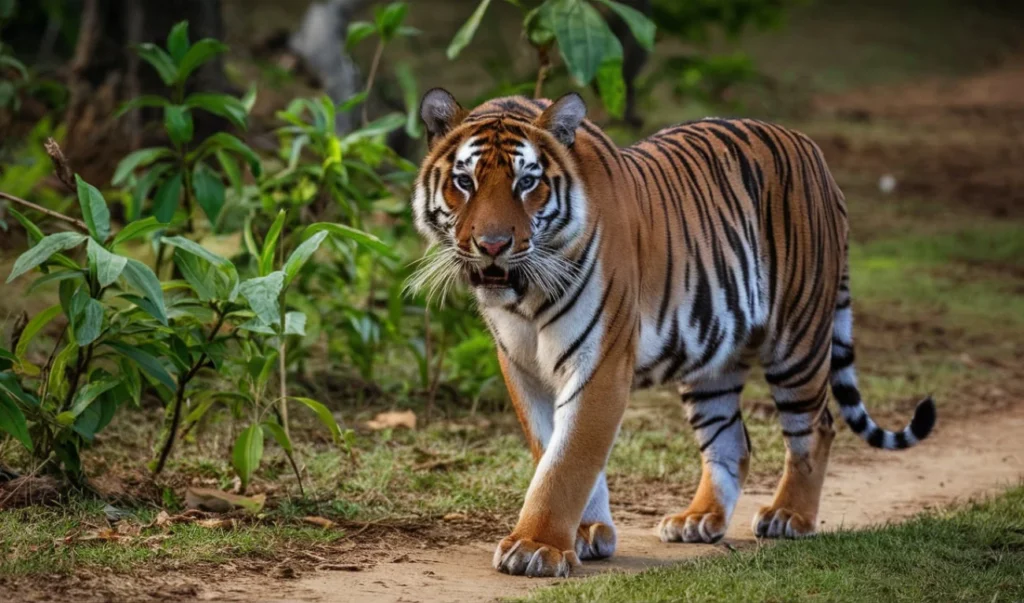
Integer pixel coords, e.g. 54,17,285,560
209,408,1023,603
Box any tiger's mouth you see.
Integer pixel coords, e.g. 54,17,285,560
467,265,527,293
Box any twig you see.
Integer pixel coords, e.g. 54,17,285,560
44,138,76,192
0,191,88,233
534,45,552,99
361,38,385,127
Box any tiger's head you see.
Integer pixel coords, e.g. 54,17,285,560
410,89,589,308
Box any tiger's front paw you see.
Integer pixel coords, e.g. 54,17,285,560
658,510,728,544
575,522,617,560
493,536,581,577
752,505,816,539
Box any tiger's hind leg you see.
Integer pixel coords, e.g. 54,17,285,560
659,366,750,544
754,357,835,539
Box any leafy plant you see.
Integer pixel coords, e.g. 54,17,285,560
345,1,420,127
112,21,261,232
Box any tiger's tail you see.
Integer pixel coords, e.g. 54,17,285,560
829,259,936,449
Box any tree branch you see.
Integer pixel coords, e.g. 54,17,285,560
0,191,89,233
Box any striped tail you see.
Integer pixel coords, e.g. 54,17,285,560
829,264,936,449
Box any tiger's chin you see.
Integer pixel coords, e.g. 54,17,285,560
467,265,528,307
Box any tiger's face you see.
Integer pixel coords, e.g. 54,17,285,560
411,90,588,307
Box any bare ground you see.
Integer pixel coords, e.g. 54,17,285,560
202,406,1024,603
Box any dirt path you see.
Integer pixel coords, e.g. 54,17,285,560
207,408,1024,603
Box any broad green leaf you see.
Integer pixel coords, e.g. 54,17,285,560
184,93,248,130
237,318,275,335
548,0,623,85
173,250,216,301
596,56,626,119
260,210,287,277
86,239,128,287
232,424,264,491
305,222,397,259
164,104,194,147
62,377,119,423
192,165,226,224
7,232,87,283
593,0,655,51
284,311,306,336
283,230,328,284
345,21,377,51
260,420,293,454
119,356,142,405
395,62,422,138
112,147,174,186
13,304,61,361
446,0,492,60
177,39,228,83
75,175,111,242
114,95,171,119
26,270,84,294
215,150,243,195
192,133,262,177
374,2,408,41
167,21,190,63
130,163,174,222
112,217,164,247
338,91,367,113
8,207,44,244
72,297,103,346
136,43,178,86
0,393,32,451
153,170,183,223
238,271,285,326
47,341,76,402
293,397,343,445
107,342,176,390
161,235,230,266
121,259,168,325
345,112,406,140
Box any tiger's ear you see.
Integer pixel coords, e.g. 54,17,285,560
537,92,586,147
420,88,467,149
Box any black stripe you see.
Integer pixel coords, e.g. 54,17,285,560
699,411,742,452
553,279,616,372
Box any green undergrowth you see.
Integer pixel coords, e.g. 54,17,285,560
521,485,1024,603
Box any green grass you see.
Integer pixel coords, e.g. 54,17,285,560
520,486,1024,603
0,500,344,576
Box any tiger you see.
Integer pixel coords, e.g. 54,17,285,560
410,88,936,578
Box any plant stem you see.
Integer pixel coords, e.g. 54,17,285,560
534,45,551,99
0,191,89,232
153,310,227,474
361,38,386,127
278,232,290,440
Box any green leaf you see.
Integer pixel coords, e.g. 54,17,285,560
121,258,168,325
261,420,293,454
241,84,257,113
260,210,287,277
107,342,176,390
184,93,248,130
596,55,626,119
345,21,377,51
72,297,103,346
0,54,29,79
160,235,231,267
193,133,262,177
215,149,243,196
305,222,396,259
374,2,408,41
346,113,406,140
177,39,228,84
13,304,62,361
283,230,328,284
136,43,179,86
232,424,264,491
62,377,119,423
548,0,623,86
164,104,194,147
75,175,111,243
293,397,343,445
593,0,655,51
86,239,128,288
8,207,44,244
114,95,171,119
167,21,190,63
25,269,84,295
173,251,215,301
130,163,174,221
395,62,422,139
0,393,32,451
112,147,175,186
284,311,306,336
112,217,164,247
7,232,88,283
153,170,183,223
446,0,492,59
238,272,285,326
192,164,226,224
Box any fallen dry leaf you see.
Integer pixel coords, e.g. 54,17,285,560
365,410,417,431
302,516,336,529
195,518,236,530
153,510,172,527
442,512,467,522
185,487,266,514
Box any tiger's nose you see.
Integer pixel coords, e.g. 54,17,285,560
473,235,512,258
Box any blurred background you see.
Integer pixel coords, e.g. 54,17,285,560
1,1,1024,594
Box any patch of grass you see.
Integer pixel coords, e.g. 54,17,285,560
0,500,344,577
521,486,1024,603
